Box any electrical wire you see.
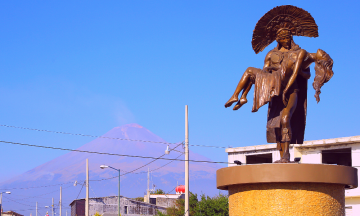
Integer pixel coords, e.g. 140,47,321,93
0,144,188,190
0,124,180,145
2,196,35,207
0,181,74,190
0,140,233,164
76,182,85,200
0,124,228,148
14,185,73,201
90,143,184,181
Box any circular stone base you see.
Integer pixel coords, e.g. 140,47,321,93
217,164,358,216
229,182,344,216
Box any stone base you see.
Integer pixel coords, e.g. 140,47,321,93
217,164,358,216
229,182,344,215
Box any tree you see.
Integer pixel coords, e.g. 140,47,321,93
133,197,144,202
151,189,166,194
157,192,229,216
94,212,102,216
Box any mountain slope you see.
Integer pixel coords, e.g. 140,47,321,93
0,124,222,216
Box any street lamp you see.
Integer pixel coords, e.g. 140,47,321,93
0,191,11,211
100,165,120,216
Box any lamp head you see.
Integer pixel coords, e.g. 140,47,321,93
234,160,242,165
165,145,170,155
100,165,109,169
5,191,11,194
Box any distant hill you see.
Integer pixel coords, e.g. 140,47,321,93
0,124,222,216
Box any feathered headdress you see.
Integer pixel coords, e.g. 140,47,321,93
252,5,318,54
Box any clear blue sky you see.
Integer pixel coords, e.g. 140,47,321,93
0,0,359,182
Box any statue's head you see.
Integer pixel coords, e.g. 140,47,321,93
315,49,332,64
313,49,334,103
275,29,292,50
252,5,318,54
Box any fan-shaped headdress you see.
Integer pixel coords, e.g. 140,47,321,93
252,5,318,54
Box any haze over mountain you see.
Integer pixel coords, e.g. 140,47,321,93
0,124,222,216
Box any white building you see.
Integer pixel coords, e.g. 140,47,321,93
226,135,360,215
70,196,166,216
144,194,185,208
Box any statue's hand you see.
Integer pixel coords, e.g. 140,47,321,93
263,66,277,73
282,91,288,106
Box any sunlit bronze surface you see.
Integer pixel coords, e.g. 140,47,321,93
216,164,358,190
225,5,334,163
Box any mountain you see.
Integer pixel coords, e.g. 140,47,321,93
0,124,222,216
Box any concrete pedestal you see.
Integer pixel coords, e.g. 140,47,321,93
217,164,358,216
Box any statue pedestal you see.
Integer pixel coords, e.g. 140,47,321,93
217,164,358,216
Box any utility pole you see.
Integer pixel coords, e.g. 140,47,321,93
147,168,150,203
59,187,62,216
185,105,189,216
36,202,38,216
85,159,89,216
52,198,54,216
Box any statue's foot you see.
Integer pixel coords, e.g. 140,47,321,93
233,98,248,110
225,95,238,108
274,158,291,163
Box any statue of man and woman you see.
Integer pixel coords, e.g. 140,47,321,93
224,5,334,163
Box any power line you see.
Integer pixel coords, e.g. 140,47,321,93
91,143,184,181
0,181,74,190
0,140,233,164
13,185,73,201
0,124,180,145
0,124,228,148
0,144,187,190
2,196,35,207
76,182,85,200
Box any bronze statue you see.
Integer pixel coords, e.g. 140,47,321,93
224,5,334,163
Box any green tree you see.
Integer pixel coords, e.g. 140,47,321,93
94,212,102,216
157,192,228,216
152,189,166,194
134,197,144,202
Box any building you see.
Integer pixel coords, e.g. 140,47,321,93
143,185,185,208
1,211,24,216
144,194,185,208
226,135,360,215
70,196,166,216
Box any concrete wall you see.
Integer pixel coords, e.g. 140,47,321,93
71,196,166,216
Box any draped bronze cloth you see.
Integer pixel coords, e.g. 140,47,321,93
251,69,308,144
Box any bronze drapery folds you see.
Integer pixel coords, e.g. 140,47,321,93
225,5,334,163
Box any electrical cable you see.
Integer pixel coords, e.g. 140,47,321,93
0,124,180,145
90,143,184,181
0,140,233,164
0,181,74,190
14,185,72,201
0,124,228,148
2,196,35,207
76,182,85,200
0,144,187,190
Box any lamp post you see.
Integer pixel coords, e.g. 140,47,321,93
100,165,120,216
0,191,11,213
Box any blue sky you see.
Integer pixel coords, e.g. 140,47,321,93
0,0,359,183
